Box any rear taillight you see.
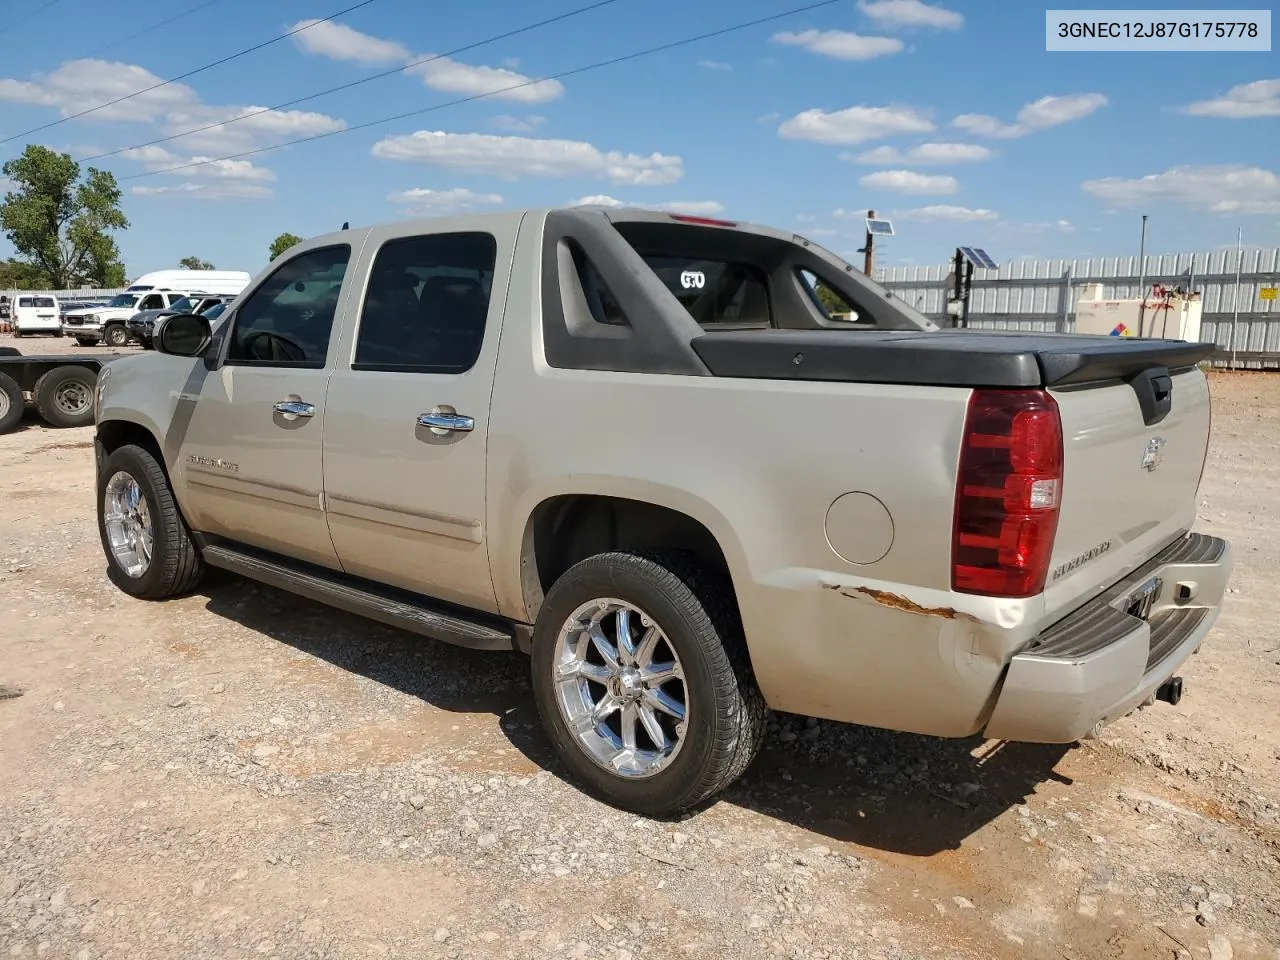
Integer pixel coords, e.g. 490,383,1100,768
952,389,1064,598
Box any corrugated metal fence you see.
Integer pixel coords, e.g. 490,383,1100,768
876,247,1280,368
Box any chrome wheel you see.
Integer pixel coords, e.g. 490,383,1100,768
103,471,154,578
0,389,9,421
552,598,688,779
53,378,91,417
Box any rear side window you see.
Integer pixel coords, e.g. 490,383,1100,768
642,256,771,329
354,231,497,374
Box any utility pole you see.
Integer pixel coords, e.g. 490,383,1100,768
863,209,875,276
1232,225,1242,368
1137,214,1148,336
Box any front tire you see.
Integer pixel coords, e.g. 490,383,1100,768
103,324,128,347
97,443,205,600
530,551,766,817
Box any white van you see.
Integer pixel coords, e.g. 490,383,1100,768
127,269,251,297
11,294,62,337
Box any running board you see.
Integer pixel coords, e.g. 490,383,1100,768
201,544,515,652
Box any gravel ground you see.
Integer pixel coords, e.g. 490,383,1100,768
2,340,1278,960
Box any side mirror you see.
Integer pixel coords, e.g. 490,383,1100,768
155,313,213,357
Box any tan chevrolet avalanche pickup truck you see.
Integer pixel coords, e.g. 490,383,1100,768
91,206,1233,816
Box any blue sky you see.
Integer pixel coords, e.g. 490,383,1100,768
0,0,1276,279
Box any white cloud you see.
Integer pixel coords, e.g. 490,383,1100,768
953,93,1107,138
778,104,934,144
857,0,963,30
288,19,408,65
388,187,504,213
161,103,345,153
285,18,562,104
898,205,999,221
697,60,733,71
756,111,782,123
131,182,272,200
571,195,724,215
1081,165,1280,215
372,130,683,186
1185,79,1280,119
121,144,274,181
859,169,957,194
772,29,903,61
0,59,196,122
0,57,344,158
848,142,991,164
406,56,563,104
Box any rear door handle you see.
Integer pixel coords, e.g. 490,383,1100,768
417,411,474,434
274,399,315,420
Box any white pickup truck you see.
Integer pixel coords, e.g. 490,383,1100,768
91,207,1232,815
62,290,191,347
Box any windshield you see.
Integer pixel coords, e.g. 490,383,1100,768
203,301,227,321
166,297,195,313
107,294,139,308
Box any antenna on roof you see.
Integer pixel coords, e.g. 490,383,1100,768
341,221,349,230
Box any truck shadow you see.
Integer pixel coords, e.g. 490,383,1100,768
201,576,1072,858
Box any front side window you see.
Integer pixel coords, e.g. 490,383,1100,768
138,294,165,311
226,244,351,367
354,232,497,373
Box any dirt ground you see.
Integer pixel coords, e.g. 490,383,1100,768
2,337,1278,960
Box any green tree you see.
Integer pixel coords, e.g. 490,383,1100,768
269,232,303,262
0,257,50,289
0,145,129,289
179,256,215,270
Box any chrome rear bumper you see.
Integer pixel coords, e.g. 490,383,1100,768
983,532,1232,743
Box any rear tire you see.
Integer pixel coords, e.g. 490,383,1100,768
0,372,23,435
530,551,766,817
33,365,96,428
97,443,205,600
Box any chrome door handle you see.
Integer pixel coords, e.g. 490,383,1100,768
274,399,315,420
417,412,474,433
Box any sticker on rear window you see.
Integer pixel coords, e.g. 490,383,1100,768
680,270,706,290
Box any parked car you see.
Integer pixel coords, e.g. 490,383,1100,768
127,294,230,348
11,294,62,337
62,290,191,346
92,207,1233,816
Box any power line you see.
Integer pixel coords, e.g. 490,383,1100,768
119,0,843,182
78,0,624,165
85,0,230,59
0,0,385,144
0,0,62,38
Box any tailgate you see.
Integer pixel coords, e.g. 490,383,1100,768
1044,366,1210,620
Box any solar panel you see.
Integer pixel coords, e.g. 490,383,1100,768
865,218,894,236
958,246,999,270
972,247,998,270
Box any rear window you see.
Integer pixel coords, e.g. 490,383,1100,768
641,256,771,329
17,297,55,308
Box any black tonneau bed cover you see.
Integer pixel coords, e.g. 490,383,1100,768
690,329,1215,389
